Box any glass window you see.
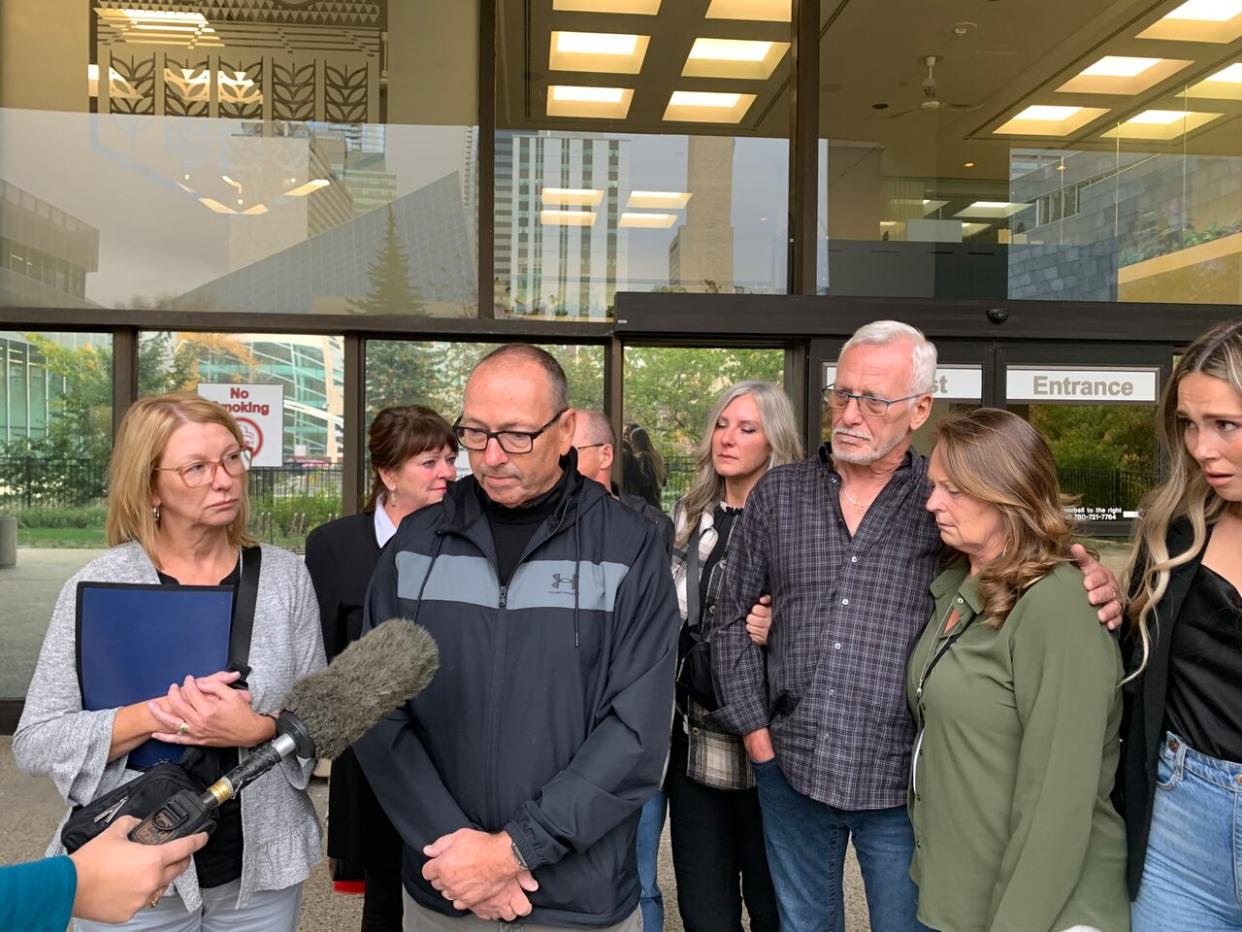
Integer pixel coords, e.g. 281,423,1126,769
623,346,785,511
138,331,345,552
0,2,478,315
817,2,1242,305
493,2,791,319
0,331,112,700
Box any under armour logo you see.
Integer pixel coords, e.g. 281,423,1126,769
550,573,577,593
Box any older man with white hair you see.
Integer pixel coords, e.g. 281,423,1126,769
711,321,1125,932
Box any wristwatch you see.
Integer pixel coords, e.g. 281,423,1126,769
510,839,531,871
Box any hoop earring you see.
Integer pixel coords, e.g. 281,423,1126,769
152,504,161,525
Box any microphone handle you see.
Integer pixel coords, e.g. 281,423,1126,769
218,732,297,797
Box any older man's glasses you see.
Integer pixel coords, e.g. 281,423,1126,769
453,408,567,455
824,384,923,417
153,448,252,488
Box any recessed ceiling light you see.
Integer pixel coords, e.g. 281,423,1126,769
683,38,790,79
704,0,791,22
1208,62,1242,81
1138,0,1242,42
542,187,604,207
663,90,756,123
547,84,634,118
550,31,650,75
1180,61,1242,98
552,0,661,12
955,201,1029,218
1100,109,1223,139
994,105,1110,136
619,212,679,228
285,179,331,197
963,161,976,168
1081,56,1163,78
627,190,693,209
199,197,236,214
541,209,597,226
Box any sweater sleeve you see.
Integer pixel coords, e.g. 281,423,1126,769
988,573,1122,932
13,575,131,811
275,557,328,789
0,856,76,932
502,520,680,869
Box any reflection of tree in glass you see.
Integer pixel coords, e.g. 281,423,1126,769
348,204,425,316
1029,404,1161,510
138,332,259,395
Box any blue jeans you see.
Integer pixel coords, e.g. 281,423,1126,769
1132,732,1242,931
753,758,928,932
636,790,667,932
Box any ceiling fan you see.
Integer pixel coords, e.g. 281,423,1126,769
886,55,978,119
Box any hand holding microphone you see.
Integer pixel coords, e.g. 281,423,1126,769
129,618,439,846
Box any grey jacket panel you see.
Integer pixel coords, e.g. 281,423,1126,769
14,541,326,911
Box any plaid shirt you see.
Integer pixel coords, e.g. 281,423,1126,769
671,503,756,790
710,445,942,810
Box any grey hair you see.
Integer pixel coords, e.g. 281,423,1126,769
575,409,615,447
473,343,570,412
675,381,804,550
840,320,938,395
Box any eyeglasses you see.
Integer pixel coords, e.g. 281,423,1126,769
453,408,568,455
574,443,606,451
823,384,924,418
153,448,252,488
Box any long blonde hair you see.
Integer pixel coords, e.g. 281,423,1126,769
933,408,1079,627
107,393,256,560
1125,318,1242,677
675,381,803,549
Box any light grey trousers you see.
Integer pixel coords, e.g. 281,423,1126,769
75,880,303,932
403,890,641,931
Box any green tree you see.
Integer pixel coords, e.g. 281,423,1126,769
348,205,424,316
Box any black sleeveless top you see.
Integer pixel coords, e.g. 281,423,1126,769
1164,562,1242,764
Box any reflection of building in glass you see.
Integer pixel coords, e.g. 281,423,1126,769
493,131,626,318
0,331,104,443
0,181,100,309
311,123,398,218
175,173,474,316
668,136,734,293
177,334,344,461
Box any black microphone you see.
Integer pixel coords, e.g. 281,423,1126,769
129,618,439,845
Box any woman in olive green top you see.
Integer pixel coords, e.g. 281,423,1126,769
906,408,1129,932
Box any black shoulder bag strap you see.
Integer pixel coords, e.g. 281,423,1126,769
685,525,702,630
228,545,263,687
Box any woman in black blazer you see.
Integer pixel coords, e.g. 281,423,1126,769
304,405,458,932
1120,318,1242,931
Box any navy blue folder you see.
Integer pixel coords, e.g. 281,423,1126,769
76,582,234,770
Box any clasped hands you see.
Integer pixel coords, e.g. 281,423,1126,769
146,670,273,747
422,828,538,922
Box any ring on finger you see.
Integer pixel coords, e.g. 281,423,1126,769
178,721,190,736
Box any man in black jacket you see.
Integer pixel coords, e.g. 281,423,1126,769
355,345,679,930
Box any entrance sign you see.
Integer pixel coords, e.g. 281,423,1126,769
1005,366,1159,404
197,383,284,467
823,363,982,403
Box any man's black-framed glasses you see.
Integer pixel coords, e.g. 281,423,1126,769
823,384,923,417
453,407,568,454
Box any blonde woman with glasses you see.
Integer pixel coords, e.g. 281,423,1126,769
15,392,325,932
1119,319,1242,932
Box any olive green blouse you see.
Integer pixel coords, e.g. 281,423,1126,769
905,561,1129,932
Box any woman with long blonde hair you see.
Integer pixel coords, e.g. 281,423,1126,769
1119,318,1242,930
664,380,802,932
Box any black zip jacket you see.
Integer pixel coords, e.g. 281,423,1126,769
354,457,679,927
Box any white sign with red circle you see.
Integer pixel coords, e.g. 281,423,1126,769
197,383,284,467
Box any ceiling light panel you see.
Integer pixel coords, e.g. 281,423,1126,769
285,179,331,197
682,38,791,80
1137,0,1242,43
993,105,1110,136
1100,109,1223,139
663,90,756,123
619,212,679,228
627,190,693,209
547,84,635,119
704,0,791,21
541,209,597,226
542,187,605,207
1057,56,1192,95
1182,61,1242,99
955,201,1029,218
552,0,661,12
549,31,650,75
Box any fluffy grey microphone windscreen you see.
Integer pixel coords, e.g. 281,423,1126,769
282,618,439,759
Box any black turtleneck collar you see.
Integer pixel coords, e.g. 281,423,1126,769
482,463,571,525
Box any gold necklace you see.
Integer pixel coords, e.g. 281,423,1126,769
841,484,875,509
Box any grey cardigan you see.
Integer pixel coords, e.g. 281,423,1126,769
13,541,326,912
